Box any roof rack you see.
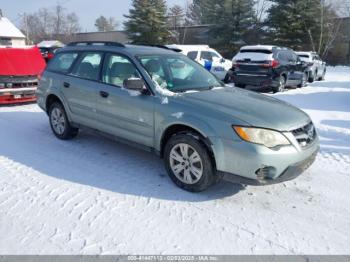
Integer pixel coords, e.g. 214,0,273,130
67,41,125,47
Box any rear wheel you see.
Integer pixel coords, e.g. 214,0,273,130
272,75,286,93
49,102,79,140
235,83,246,88
319,69,326,81
164,133,217,192
298,72,308,88
308,71,315,83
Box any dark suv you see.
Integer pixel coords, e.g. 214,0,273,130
224,45,308,93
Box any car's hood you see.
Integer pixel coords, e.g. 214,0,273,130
179,87,310,131
0,47,46,76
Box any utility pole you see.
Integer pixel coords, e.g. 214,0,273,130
19,12,30,44
24,13,29,45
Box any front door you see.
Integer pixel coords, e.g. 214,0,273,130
94,53,155,147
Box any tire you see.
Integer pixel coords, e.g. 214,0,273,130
49,102,79,140
319,69,326,81
164,133,217,192
223,69,234,84
308,71,315,83
272,75,286,93
298,72,308,88
235,83,246,88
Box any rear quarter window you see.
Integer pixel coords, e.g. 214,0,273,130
47,52,78,73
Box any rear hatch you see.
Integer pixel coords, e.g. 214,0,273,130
233,49,275,76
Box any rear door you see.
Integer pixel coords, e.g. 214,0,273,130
62,52,103,127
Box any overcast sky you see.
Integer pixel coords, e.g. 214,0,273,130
1,0,188,31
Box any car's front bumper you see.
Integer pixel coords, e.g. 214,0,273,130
0,87,37,105
220,149,318,185
210,135,319,185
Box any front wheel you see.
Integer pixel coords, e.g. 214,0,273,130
164,133,217,192
49,102,79,140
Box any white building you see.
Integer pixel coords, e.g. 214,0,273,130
0,10,26,46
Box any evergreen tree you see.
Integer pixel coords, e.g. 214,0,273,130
267,0,328,51
206,0,255,51
95,16,118,31
185,0,212,25
124,0,170,44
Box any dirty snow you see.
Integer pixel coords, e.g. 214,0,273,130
0,67,349,255
171,112,184,119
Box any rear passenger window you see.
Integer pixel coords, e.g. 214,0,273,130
187,51,198,60
71,52,103,81
47,52,78,73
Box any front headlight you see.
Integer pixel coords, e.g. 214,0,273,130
233,126,290,148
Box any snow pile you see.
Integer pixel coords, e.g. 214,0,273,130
0,67,349,255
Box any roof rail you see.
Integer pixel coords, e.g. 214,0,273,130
141,44,182,53
67,41,125,47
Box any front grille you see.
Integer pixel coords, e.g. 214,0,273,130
0,76,38,89
292,122,317,148
11,82,38,88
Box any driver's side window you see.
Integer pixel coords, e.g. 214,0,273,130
102,54,141,87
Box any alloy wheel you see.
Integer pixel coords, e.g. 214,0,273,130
51,107,66,135
169,143,203,185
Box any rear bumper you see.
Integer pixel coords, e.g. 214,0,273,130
233,73,278,88
0,87,37,105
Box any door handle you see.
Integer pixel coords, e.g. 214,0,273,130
63,82,70,88
100,91,109,98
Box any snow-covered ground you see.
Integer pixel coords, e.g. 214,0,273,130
0,67,349,255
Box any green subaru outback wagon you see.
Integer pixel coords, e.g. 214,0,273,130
37,42,319,192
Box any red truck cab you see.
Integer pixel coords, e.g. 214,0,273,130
0,46,46,105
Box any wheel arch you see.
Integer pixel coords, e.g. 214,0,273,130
159,124,216,169
46,94,63,113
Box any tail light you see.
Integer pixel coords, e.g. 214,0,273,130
47,53,54,60
232,61,239,69
261,60,279,68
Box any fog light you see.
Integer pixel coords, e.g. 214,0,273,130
255,166,276,180
6,83,13,88
0,83,5,88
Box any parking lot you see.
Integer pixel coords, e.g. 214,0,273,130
0,66,349,254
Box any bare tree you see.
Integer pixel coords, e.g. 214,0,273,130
20,4,80,43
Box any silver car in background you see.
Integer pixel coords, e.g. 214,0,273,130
296,51,326,82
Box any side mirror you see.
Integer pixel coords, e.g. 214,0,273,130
123,78,145,92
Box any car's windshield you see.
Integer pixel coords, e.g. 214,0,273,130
137,54,223,93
